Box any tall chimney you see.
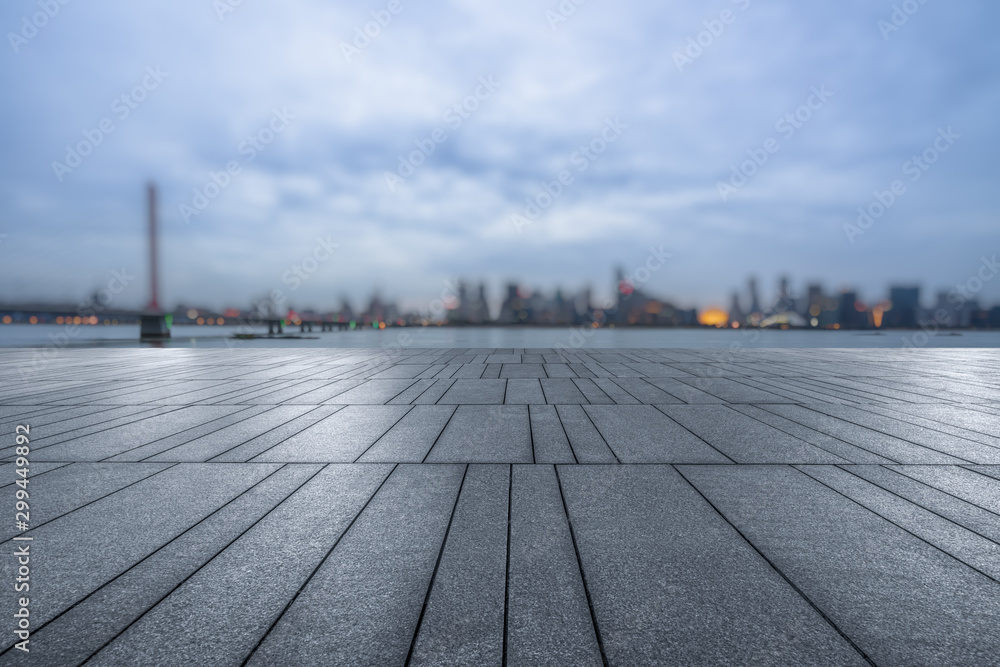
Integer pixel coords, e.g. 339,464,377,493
147,182,160,312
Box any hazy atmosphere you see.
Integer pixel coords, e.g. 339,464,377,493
2,0,998,312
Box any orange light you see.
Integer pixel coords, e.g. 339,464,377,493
73,316,82,325
833,323,840,329
379,321,386,329
698,308,729,327
29,316,38,324
196,317,205,325
2,316,11,324
872,307,884,328
731,321,740,329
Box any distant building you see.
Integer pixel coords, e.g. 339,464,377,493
885,286,920,328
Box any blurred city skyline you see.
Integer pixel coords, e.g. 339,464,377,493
2,1,999,313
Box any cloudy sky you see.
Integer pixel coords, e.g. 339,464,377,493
1,0,998,314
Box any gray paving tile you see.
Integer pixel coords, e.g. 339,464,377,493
409,464,508,667
504,379,546,405
610,378,684,404
554,405,618,463
560,465,866,666
322,379,418,404
438,379,507,404
142,405,317,462
0,462,171,542
846,465,1000,544
358,405,456,462
427,406,532,463
500,364,546,378
15,464,321,666
681,464,1000,666
209,406,343,462
676,378,794,403
0,463,279,631
590,378,640,404
247,464,464,666
254,406,410,462
84,464,390,667
762,405,969,464
659,405,848,463
540,378,589,404
583,405,731,463
796,464,1000,580
529,405,576,464
646,377,725,403
507,465,602,667
29,406,245,462
727,404,894,463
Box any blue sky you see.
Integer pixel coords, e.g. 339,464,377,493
1,0,998,313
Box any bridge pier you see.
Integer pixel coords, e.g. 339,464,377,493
140,314,171,340
267,320,283,335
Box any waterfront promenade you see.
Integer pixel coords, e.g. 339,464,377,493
2,346,1000,665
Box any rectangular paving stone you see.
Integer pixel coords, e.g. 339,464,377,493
247,464,464,667
590,378,640,404
412,379,456,404
17,464,321,666
29,406,245,462
658,405,847,464
761,404,968,464
560,465,867,666
358,405,456,462
82,464,391,667
529,405,576,463
728,404,893,463
539,378,589,405
504,379,546,405
143,405,317,462
609,378,684,404
0,463,279,631
583,405,730,463
681,464,1000,666
507,465,602,667
409,464,508,667
675,378,793,403
323,379,419,404
426,406,532,463
438,379,507,405
500,364,546,378
254,405,410,462
796,464,1000,581
554,405,618,463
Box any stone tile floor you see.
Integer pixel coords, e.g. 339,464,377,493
1,347,1000,665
